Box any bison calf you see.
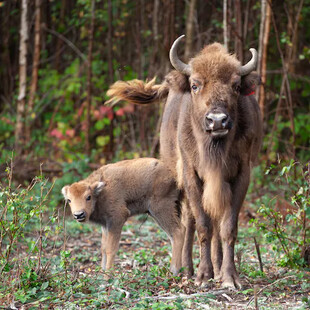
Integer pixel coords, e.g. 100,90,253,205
61,158,185,275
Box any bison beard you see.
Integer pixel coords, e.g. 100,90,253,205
107,36,262,289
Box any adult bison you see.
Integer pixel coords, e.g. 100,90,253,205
107,35,263,289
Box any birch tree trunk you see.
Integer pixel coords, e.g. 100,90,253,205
25,0,41,145
184,0,197,60
257,0,271,118
223,0,228,50
15,0,28,155
85,0,95,156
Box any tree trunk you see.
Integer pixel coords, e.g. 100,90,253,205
243,0,251,43
184,0,197,60
107,0,114,159
85,0,95,156
257,0,271,118
148,0,160,76
15,0,28,155
1,0,14,109
54,0,66,71
25,0,41,145
234,0,243,62
223,0,228,50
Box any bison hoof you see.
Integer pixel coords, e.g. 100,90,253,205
194,269,214,287
221,275,242,290
181,265,194,279
214,272,222,281
170,265,180,276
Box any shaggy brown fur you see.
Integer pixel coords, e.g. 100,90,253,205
107,42,262,289
107,78,169,105
62,158,185,276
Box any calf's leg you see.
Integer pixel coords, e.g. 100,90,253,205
101,226,108,270
104,225,124,270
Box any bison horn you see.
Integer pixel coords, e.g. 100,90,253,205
169,35,192,76
240,48,258,76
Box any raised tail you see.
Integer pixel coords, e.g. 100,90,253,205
106,77,169,106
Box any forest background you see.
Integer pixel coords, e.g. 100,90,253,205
0,0,309,308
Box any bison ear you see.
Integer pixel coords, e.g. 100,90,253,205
240,72,261,96
61,186,69,200
92,181,106,196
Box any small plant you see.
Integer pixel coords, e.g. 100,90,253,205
0,164,56,304
252,160,310,268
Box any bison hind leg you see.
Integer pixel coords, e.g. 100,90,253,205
211,226,223,280
149,199,185,276
181,207,195,278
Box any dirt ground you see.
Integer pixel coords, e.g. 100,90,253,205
63,208,310,310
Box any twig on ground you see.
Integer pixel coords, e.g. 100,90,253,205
113,286,131,299
247,275,295,306
133,289,232,302
253,237,264,272
222,293,233,302
254,284,258,310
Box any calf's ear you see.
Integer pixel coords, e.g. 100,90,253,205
92,181,106,196
240,72,261,96
61,186,69,200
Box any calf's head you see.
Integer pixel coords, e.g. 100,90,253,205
170,35,259,138
61,181,105,222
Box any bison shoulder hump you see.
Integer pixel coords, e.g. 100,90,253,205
165,71,190,93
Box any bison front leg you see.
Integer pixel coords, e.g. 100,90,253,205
220,166,250,289
101,226,108,270
183,169,214,286
211,227,222,280
104,221,125,272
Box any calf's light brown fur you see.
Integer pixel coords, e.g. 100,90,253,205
62,158,185,275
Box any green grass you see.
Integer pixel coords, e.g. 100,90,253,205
0,160,309,309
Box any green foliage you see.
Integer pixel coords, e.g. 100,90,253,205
0,168,57,303
251,160,310,268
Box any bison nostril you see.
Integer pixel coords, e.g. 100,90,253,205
206,113,229,130
206,116,214,128
73,211,86,219
222,116,228,126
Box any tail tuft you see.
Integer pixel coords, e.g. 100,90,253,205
106,78,168,106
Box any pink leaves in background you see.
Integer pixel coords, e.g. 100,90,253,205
65,129,75,138
50,128,75,140
115,103,134,116
93,104,134,120
94,106,113,120
50,128,65,140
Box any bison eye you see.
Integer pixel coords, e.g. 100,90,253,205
191,84,198,92
86,195,91,201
